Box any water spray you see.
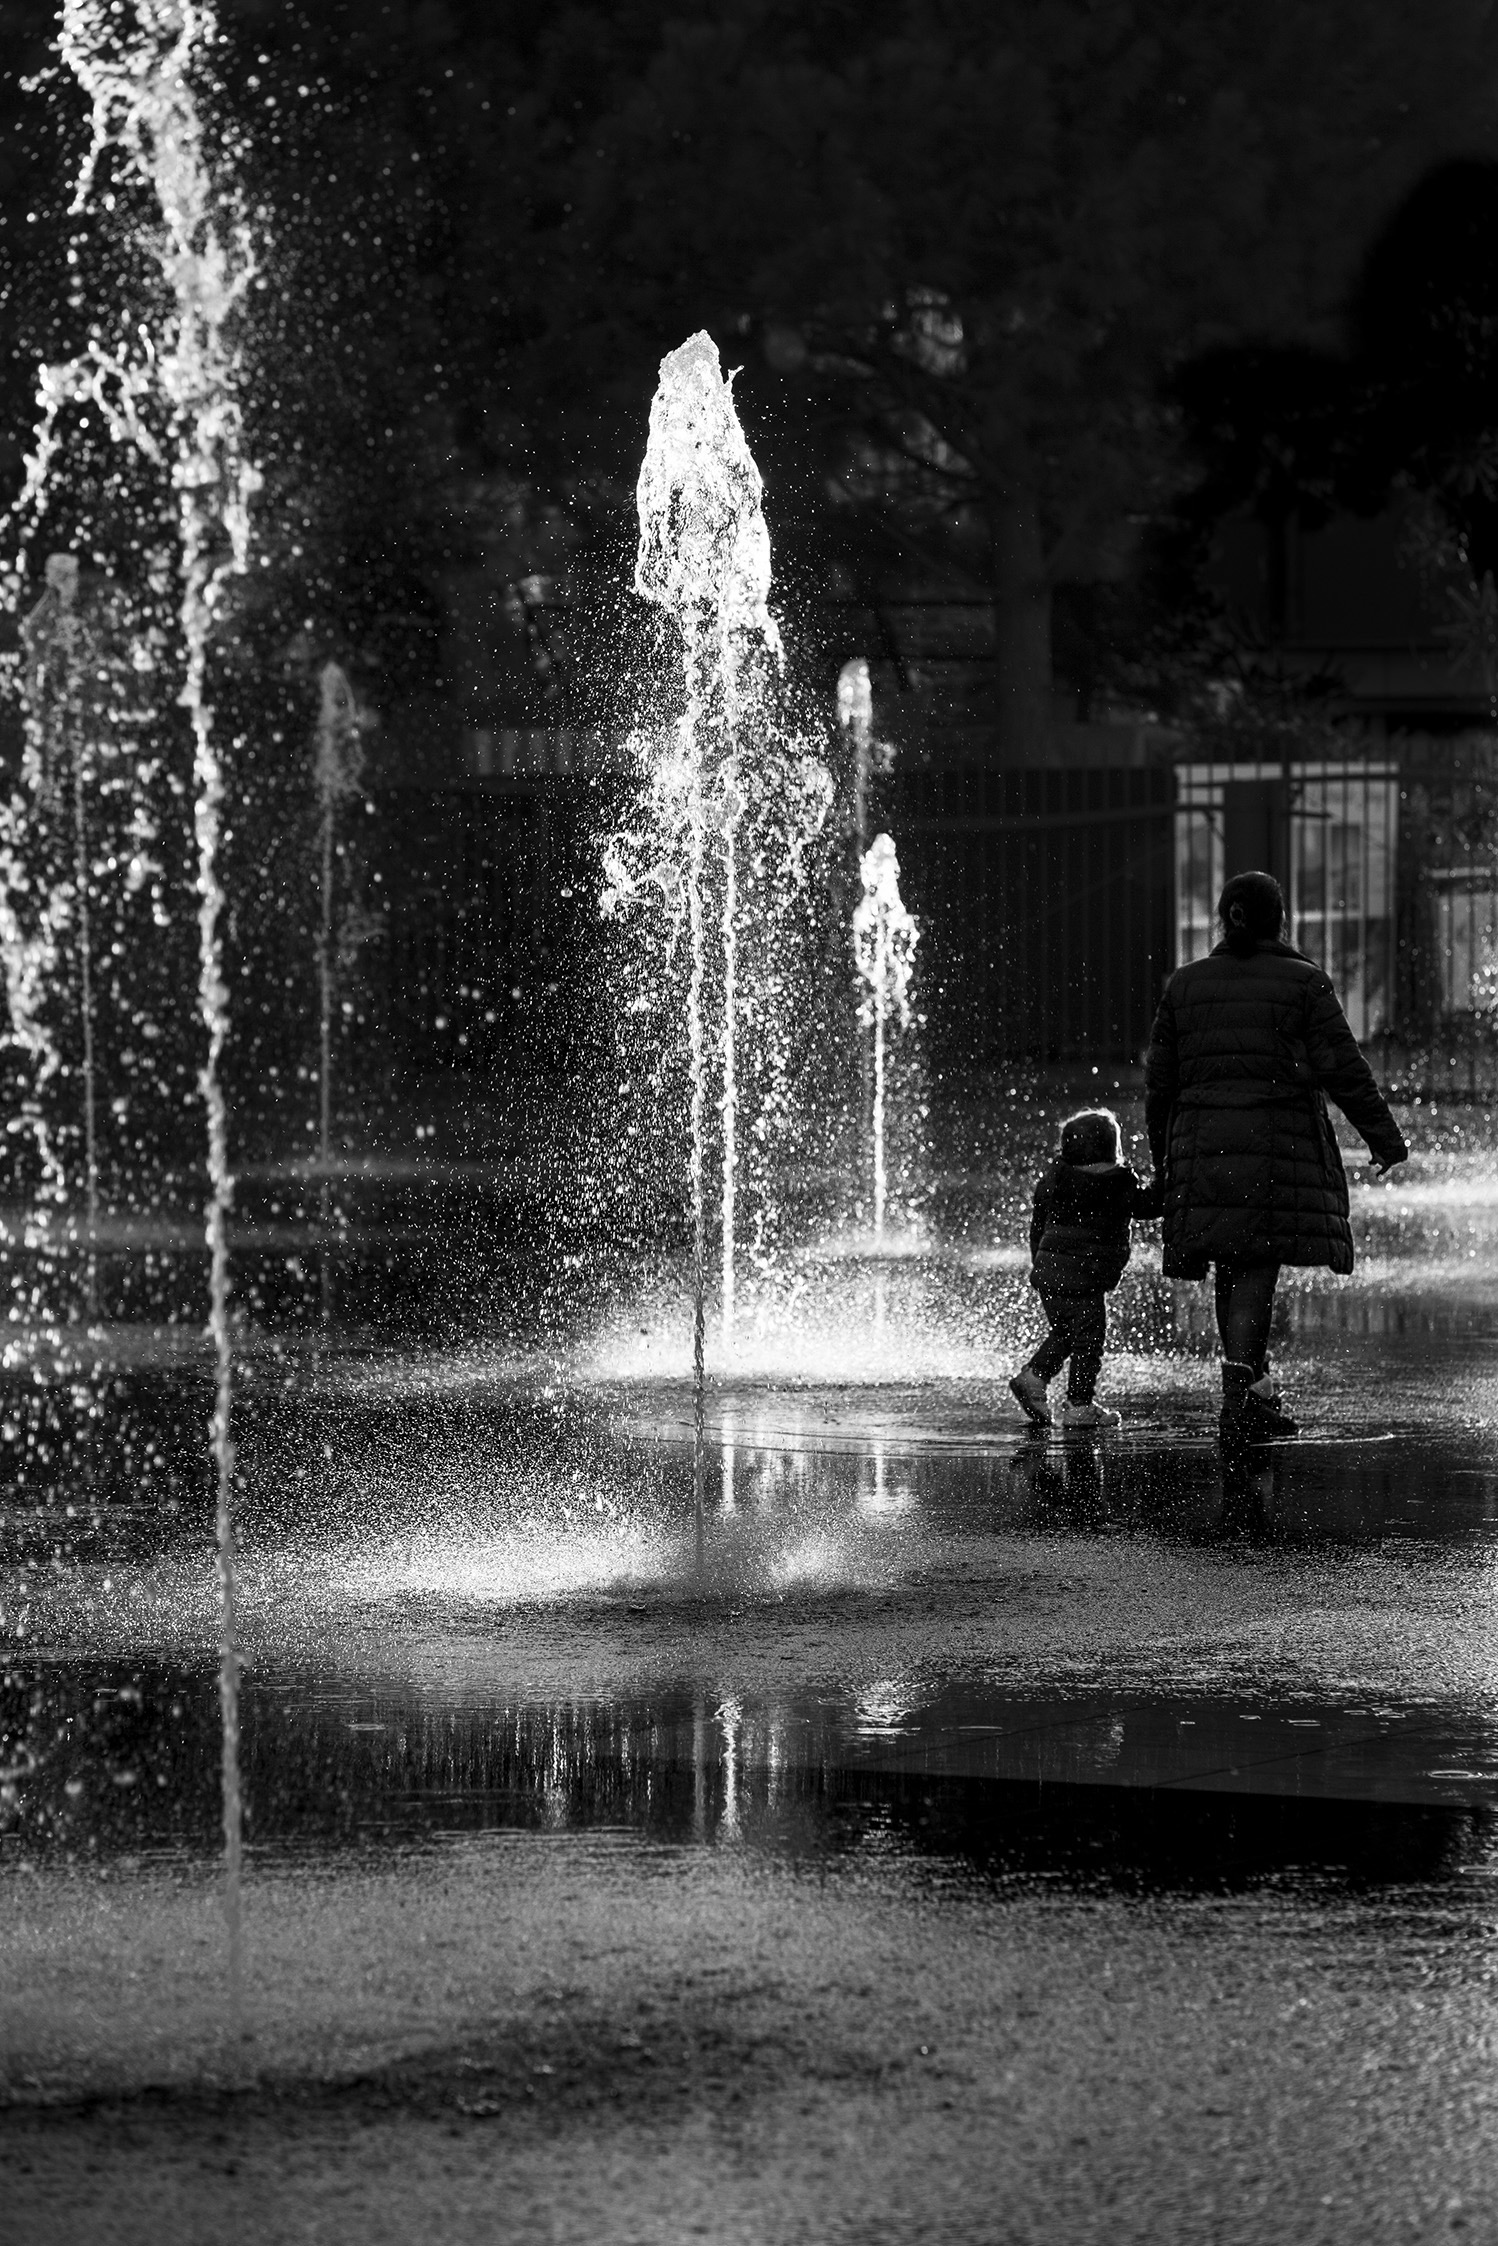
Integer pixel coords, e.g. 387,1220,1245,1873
13,0,263,2029
853,833,918,1245
633,330,781,1552
15,558,99,1292
57,561,102,1321
838,657,874,855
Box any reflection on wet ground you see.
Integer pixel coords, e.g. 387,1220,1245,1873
9,1653,1498,1879
5,1276,1498,1903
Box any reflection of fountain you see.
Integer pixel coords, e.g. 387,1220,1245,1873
11,0,262,2025
721,1407,737,1514
717,1693,743,1843
853,833,918,1244
313,662,363,1325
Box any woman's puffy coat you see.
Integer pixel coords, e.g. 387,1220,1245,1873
1144,939,1407,1278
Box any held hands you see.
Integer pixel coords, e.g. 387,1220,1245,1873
1368,1150,1408,1180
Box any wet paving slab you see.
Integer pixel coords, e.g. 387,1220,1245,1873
8,1315,1498,2245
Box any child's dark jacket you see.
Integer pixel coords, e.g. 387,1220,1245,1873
1029,1160,1160,1295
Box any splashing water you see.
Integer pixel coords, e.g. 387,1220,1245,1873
8,0,262,2023
605,338,838,1363
854,833,918,1244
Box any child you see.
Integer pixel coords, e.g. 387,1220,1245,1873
1009,1107,1159,1430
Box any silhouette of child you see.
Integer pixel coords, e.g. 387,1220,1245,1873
1009,1107,1159,1430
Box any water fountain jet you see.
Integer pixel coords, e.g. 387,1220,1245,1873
631,331,782,1547
853,833,918,1287
16,555,100,1302
7,0,262,2029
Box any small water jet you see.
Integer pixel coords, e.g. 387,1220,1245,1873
854,833,918,1245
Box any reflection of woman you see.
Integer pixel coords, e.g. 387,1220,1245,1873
1144,871,1407,1441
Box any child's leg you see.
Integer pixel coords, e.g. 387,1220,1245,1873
1064,1292,1108,1403
1026,1287,1076,1385
1027,1325,1070,1384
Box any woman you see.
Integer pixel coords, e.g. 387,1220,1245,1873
1144,870,1407,1441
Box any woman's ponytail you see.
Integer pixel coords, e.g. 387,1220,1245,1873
1218,871,1284,958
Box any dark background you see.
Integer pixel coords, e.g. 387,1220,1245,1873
3,0,1498,1107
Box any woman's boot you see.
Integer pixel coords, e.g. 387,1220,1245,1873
1220,1360,1298,1443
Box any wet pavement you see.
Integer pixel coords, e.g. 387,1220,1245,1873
4,1238,1498,2239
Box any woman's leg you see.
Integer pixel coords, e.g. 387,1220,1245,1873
1213,1263,1234,1353
1215,1261,1281,1373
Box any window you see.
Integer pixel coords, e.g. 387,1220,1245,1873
1433,873,1498,1020
1174,760,1398,1039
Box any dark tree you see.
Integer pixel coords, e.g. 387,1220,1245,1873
478,0,1498,751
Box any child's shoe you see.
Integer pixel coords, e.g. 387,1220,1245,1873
1062,1401,1121,1429
1009,1369,1052,1426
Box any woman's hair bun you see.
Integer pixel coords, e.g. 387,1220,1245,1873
1218,871,1284,956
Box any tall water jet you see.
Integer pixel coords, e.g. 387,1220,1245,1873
8,549,178,1317
9,0,262,2022
23,558,103,1315
313,660,362,1325
56,560,101,1317
12,557,94,1271
853,833,918,1244
631,332,782,1532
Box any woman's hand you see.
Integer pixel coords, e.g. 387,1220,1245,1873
1368,1153,1406,1179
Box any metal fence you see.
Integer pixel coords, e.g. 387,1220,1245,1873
1175,756,1399,1041
359,735,1498,1091
892,764,1175,1065
1379,730,1498,1095
374,785,577,1071
1178,735,1498,1094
